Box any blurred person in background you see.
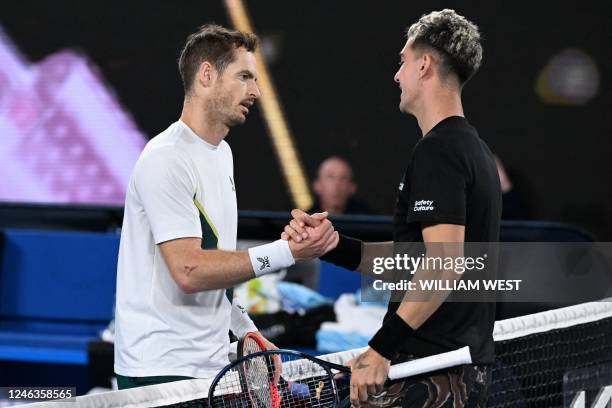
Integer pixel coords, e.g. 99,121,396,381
308,156,375,215
495,155,530,219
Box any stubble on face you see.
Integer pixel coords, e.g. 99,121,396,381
207,77,246,128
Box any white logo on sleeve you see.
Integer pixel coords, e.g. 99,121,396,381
413,200,435,212
399,182,404,191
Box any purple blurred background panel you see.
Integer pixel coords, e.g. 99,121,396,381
0,28,146,205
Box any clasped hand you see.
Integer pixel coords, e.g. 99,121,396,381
280,209,338,261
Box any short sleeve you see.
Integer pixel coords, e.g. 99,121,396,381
133,147,202,244
405,138,467,225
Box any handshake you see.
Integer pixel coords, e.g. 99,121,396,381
281,209,339,261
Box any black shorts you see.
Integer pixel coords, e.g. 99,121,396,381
361,363,491,408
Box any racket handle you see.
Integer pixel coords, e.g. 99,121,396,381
388,346,472,380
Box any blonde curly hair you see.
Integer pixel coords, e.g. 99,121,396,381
407,9,483,85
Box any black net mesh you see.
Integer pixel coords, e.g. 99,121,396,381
488,316,612,407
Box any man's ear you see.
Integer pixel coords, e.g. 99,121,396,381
419,53,433,79
197,61,215,88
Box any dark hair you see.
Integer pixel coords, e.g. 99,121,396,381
407,9,482,85
178,24,258,95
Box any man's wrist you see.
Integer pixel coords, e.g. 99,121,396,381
368,313,415,361
319,234,362,270
366,346,390,362
248,239,295,277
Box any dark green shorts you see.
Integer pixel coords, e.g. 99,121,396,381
116,374,193,390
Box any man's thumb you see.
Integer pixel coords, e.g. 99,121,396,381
311,211,328,221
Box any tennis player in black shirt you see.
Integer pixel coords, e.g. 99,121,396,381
283,9,501,408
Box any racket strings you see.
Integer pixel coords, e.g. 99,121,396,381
242,336,264,355
245,354,274,407
210,353,340,407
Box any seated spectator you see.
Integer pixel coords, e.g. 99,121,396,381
495,155,530,219
308,156,374,215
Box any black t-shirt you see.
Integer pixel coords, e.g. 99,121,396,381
388,116,501,364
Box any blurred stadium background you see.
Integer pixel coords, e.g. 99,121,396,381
0,0,609,236
0,0,610,405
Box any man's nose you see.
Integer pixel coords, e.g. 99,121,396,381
250,83,261,99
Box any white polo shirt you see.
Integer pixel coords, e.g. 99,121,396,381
114,120,256,379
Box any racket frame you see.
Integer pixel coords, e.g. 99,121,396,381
208,349,349,408
237,331,268,358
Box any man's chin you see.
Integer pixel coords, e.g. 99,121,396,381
227,115,247,127
399,102,412,115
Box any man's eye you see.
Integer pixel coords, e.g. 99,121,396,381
398,61,404,66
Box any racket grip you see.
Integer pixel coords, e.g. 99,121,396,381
387,346,472,380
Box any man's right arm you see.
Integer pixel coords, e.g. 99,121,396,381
160,238,253,293
134,149,338,295
160,224,339,293
282,209,395,280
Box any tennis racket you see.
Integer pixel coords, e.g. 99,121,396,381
207,346,472,408
238,331,269,357
235,332,282,408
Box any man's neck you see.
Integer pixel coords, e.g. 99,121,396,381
415,87,464,136
180,97,229,145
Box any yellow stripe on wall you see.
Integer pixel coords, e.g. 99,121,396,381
224,0,313,210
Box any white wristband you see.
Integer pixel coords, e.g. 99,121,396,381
248,239,295,277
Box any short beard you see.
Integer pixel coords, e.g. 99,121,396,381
226,112,246,127
208,87,245,128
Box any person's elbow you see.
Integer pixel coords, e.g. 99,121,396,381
171,263,201,294
160,240,210,293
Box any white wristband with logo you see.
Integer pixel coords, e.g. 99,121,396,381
248,239,295,277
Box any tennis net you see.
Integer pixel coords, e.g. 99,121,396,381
21,299,612,408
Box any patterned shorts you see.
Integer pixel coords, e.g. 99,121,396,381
357,362,491,408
